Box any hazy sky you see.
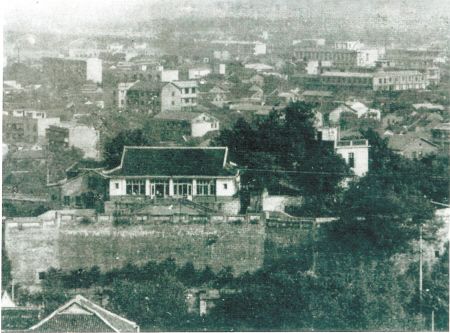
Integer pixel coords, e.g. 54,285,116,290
4,0,450,33
4,0,155,31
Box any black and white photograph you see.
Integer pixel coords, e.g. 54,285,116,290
1,0,449,331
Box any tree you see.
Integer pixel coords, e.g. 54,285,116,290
2,248,12,290
211,102,348,200
108,274,188,330
39,267,70,314
177,262,197,287
103,129,155,168
423,242,449,331
327,129,441,257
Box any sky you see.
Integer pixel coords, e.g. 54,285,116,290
4,0,450,33
4,0,155,32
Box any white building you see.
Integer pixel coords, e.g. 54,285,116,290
318,127,369,177
292,38,326,47
254,42,267,55
188,68,211,80
219,64,226,75
305,60,332,75
104,147,240,213
329,101,381,123
46,123,100,160
335,139,370,177
12,109,46,119
160,69,179,82
357,48,384,67
37,117,61,137
86,58,102,83
161,81,198,112
373,70,428,91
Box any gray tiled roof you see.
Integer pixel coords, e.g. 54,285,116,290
105,147,236,177
29,295,139,332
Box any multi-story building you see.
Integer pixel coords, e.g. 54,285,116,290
372,70,428,91
153,112,220,139
3,115,38,143
46,123,100,160
188,67,212,80
317,70,428,91
104,147,241,214
86,58,102,83
318,71,374,90
3,110,61,139
335,139,370,177
383,48,442,84
116,81,161,113
161,81,198,112
318,127,369,177
357,48,384,67
294,48,358,68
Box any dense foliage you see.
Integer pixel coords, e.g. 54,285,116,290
211,102,349,201
103,128,156,168
2,248,12,290
327,128,444,257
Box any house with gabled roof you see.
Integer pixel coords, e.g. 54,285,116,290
47,160,108,210
161,80,198,112
103,147,240,214
153,111,219,139
197,83,229,107
26,295,139,332
388,134,438,159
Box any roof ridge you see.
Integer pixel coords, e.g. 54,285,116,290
122,146,227,150
79,295,139,328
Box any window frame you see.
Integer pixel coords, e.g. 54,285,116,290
126,179,146,195
348,152,355,168
196,179,216,196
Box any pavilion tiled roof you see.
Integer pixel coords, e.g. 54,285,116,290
104,147,236,177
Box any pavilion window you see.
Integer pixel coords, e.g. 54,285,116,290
126,179,146,195
196,179,216,196
173,179,192,197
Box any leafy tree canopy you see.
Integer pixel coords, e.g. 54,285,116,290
103,128,156,168
211,101,349,197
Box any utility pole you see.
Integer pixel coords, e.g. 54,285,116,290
431,310,434,332
419,223,424,328
312,219,317,274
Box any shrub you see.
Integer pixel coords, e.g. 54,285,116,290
231,219,243,225
113,217,131,227
79,217,93,225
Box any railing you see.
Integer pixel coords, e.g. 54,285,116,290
336,139,368,147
